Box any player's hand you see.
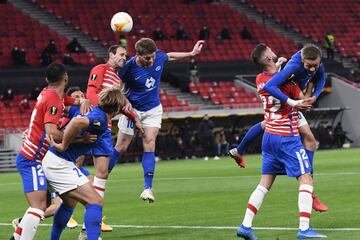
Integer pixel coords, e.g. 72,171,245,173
275,57,287,71
134,116,145,134
307,96,317,105
294,98,313,111
82,133,97,143
80,99,92,115
191,40,205,56
46,134,65,152
122,100,132,113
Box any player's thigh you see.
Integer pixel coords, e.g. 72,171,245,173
278,136,312,177
64,182,103,206
114,124,133,151
25,190,48,210
299,123,317,151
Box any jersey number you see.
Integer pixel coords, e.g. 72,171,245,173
260,95,281,120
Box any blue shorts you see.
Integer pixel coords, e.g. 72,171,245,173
90,129,112,156
16,153,47,193
261,133,312,177
79,166,90,176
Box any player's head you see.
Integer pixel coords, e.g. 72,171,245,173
251,43,277,68
46,63,68,86
66,86,84,99
98,87,126,116
301,44,322,73
135,38,157,67
108,45,127,68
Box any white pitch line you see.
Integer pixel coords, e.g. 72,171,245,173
1,223,359,231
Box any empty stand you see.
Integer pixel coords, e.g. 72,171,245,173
189,81,262,108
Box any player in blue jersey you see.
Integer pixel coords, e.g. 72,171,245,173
42,87,125,240
108,38,204,202
229,44,328,212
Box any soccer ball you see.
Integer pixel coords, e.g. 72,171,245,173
110,12,133,33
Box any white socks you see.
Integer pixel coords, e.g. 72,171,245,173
298,184,313,231
14,207,44,240
93,177,107,198
242,185,268,228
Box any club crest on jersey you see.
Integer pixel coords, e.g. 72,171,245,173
50,106,58,115
93,121,101,127
91,73,97,81
155,66,161,71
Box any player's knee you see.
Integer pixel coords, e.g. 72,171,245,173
87,194,103,206
298,173,313,185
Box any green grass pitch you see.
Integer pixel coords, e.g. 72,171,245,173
1,148,359,239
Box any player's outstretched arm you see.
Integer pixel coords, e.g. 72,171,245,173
167,40,205,61
47,117,89,152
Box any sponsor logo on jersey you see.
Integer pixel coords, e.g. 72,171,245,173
91,73,97,80
50,106,58,115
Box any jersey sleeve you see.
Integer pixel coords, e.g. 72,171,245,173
263,62,300,102
312,63,326,98
44,93,63,125
86,65,105,105
85,110,107,133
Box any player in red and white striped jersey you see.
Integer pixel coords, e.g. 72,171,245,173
13,63,71,240
236,44,326,239
257,72,302,136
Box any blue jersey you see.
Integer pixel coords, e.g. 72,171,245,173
118,50,169,111
264,50,326,102
49,106,109,163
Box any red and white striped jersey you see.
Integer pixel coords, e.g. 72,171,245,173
86,64,122,105
256,72,301,136
19,88,64,161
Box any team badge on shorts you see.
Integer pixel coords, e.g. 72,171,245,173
91,73,97,80
39,177,45,186
50,106,58,115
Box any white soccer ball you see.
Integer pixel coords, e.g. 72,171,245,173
110,12,133,33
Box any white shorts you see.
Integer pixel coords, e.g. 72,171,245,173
297,111,308,128
117,104,163,135
42,151,89,195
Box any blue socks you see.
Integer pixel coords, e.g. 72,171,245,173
142,152,155,189
108,148,122,172
85,204,102,240
50,203,74,240
236,122,264,154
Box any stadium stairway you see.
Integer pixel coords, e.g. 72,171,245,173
0,149,17,172
160,82,211,109
8,0,107,59
222,0,358,69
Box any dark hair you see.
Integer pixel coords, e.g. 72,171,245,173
135,38,157,55
46,63,67,83
251,43,268,66
302,44,322,60
66,86,81,96
107,45,125,58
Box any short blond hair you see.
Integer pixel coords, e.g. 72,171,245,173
135,38,157,55
98,87,125,114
